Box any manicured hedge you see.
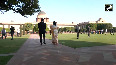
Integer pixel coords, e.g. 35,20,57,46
86,23,112,31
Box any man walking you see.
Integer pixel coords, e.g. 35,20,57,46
105,29,107,35
38,18,46,45
76,25,80,39
10,26,15,40
88,26,91,37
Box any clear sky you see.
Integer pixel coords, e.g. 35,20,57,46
0,0,116,26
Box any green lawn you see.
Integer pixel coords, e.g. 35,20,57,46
46,33,116,48
0,34,30,65
0,56,13,65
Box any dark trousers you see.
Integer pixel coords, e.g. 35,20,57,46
39,33,45,43
88,32,90,37
11,33,14,40
17,32,19,37
77,32,79,38
2,34,6,39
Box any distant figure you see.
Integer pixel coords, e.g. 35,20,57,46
38,18,46,45
110,28,114,35
95,30,98,34
76,25,80,39
1,28,6,39
105,29,107,35
101,29,103,34
50,21,59,45
112,29,114,35
10,26,15,40
87,26,91,37
17,29,20,37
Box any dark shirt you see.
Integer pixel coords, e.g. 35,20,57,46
38,22,46,34
2,29,6,34
87,27,90,32
10,27,15,33
76,27,80,33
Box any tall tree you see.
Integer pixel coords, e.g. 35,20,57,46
0,0,40,17
25,23,33,31
33,24,38,32
86,23,97,31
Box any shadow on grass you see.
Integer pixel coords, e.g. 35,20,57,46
58,40,114,49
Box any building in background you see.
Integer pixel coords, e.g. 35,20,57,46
35,11,77,29
77,18,109,29
36,11,49,22
0,11,111,33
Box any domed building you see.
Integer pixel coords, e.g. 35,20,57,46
78,18,109,29
35,11,77,30
36,11,49,22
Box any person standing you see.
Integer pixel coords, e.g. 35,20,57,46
38,18,46,45
88,26,91,37
10,26,15,40
101,29,103,34
50,21,59,45
76,24,80,39
112,28,114,35
105,29,107,35
1,28,6,39
110,29,112,35
17,29,20,37
111,28,114,35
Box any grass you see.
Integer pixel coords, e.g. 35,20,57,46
0,55,13,65
46,33,116,48
0,34,30,65
0,34,30,54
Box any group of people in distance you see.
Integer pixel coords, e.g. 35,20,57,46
76,25,115,39
76,25,91,39
38,18,59,45
1,26,15,40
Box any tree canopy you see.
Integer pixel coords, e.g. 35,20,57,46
25,23,33,31
58,27,75,32
0,0,40,17
86,23,112,31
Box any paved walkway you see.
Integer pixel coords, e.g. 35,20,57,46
6,34,116,65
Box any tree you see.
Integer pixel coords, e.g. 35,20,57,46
86,23,97,31
0,0,40,17
33,24,38,32
5,28,10,32
58,28,63,32
97,23,112,30
25,23,33,31
86,23,112,31
113,27,116,32
71,27,75,32
46,24,49,32
65,27,71,32
0,27,2,32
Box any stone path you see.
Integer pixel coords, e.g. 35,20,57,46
6,34,116,65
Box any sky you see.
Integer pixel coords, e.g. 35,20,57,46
0,0,116,26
